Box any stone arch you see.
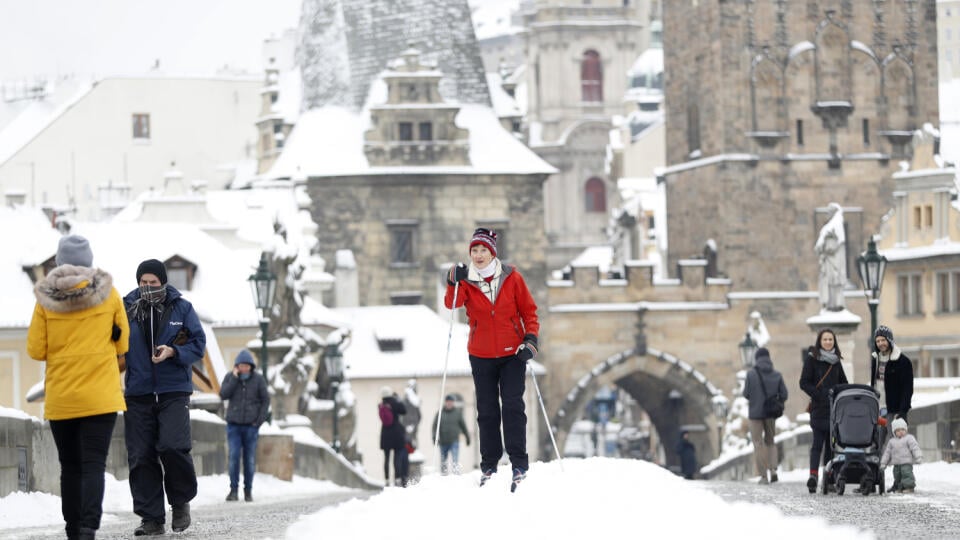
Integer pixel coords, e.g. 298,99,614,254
552,347,723,470
881,54,915,131
814,17,852,102
750,53,785,133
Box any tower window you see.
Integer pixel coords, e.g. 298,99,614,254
862,119,870,146
581,50,603,102
796,119,804,146
585,177,607,213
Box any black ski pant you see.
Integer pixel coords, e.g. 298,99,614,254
125,393,197,523
809,425,833,474
470,354,528,472
49,412,117,537
383,447,409,486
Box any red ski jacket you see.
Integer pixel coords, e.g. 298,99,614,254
444,264,539,359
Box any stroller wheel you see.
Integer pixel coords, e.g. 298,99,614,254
836,479,846,495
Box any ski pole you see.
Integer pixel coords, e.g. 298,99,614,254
529,362,564,472
434,279,459,472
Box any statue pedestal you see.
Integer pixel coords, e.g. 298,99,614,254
256,432,295,481
806,308,862,383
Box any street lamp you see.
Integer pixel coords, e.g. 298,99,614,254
857,236,887,388
323,334,347,453
248,252,277,422
738,332,758,369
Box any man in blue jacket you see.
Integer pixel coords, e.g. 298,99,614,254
219,349,269,502
123,259,205,536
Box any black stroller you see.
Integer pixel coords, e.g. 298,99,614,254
821,384,885,495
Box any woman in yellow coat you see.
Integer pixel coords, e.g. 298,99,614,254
27,235,129,540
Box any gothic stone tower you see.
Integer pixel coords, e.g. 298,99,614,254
661,0,939,291
524,0,651,269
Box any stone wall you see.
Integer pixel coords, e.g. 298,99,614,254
307,173,548,310
661,0,940,290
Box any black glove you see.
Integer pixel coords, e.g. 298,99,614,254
111,324,122,341
447,262,468,285
516,333,538,362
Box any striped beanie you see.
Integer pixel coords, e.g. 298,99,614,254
470,228,497,257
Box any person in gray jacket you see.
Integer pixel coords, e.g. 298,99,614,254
881,417,923,493
743,347,788,484
431,395,471,475
219,350,270,502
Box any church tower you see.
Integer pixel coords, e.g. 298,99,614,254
661,0,939,291
524,0,653,269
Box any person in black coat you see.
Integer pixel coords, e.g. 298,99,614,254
743,347,788,484
799,328,848,493
675,431,697,480
379,387,408,487
871,325,913,429
219,349,269,502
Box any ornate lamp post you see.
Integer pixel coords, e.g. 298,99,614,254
323,337,346,453
738,332,758,369
248,252,277,422
857,237,887,389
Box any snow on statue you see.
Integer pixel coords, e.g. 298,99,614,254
747,311,770,348
815,202,847,311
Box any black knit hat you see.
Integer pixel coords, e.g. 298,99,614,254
136,259,168,285
754,347,771,362
875,325,894,346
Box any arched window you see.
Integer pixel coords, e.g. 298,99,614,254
581,50,603,102
585,177,606,213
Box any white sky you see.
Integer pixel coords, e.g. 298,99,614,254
0,0,301,81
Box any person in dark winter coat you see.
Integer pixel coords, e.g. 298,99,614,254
27,235,129,540
123,259,205,536
444,227,539,491
676,431,697,479
431,395,471,474
379,387,409,486
743,347,788,484
219,349,270,502
871,325,914,429
799,328,848,494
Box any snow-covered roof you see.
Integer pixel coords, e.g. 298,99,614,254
0,79,94,165
265,103,555,178
880,241,960,262
486,73,522,118
340,305,467,379
470,0,523,41
0,206,65,327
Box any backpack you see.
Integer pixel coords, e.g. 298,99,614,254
755,367,785,419
379,402,395,426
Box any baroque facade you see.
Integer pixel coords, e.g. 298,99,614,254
523,0,654,269
661,0,940,291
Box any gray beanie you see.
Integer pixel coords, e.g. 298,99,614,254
55,235,93,267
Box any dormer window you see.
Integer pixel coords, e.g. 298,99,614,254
377,337,403,352
164,255,197,291
419,122,433,141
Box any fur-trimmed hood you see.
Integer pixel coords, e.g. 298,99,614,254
34,265,114,313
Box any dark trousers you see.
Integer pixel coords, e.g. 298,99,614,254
470,354,528,472
49,413,117,536
810,426,833,473
383,447,409,485
125,393,198,523
227,423,259,491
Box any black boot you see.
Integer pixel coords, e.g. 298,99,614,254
807,475,818,494
244,489,253,502
226,488,239,501
171,503,191,532
77,527,96,540
133,521,164,536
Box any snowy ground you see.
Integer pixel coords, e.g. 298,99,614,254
0,472,351,531
284,458,881,540
4,458,958,539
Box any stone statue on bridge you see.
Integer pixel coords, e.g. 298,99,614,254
815,203,847,311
